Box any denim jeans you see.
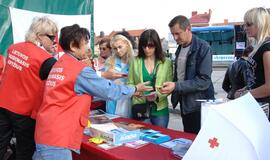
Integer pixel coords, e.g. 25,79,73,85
150,115,169,128
143,114,169,128
32,144,72,160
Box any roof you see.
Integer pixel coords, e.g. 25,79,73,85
190,9,211,26
95,29,145,45
108,29,145,38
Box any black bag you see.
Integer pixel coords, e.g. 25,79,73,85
132,103,151,121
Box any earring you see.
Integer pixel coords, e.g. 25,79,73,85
35,41,42,47
35,35,42,47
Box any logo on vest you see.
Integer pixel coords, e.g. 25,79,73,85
46,67,65,87
7,49,30,71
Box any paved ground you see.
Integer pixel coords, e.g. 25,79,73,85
167,67,227,131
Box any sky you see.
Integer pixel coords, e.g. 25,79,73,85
94,0,269,39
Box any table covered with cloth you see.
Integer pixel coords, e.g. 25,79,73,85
73,117,196,160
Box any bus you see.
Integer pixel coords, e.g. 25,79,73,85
191,25,247,66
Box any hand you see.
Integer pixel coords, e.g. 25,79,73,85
135,81,153,93
145,91,157,102
101,71,126,79
159,82,176,94
234,88,248,99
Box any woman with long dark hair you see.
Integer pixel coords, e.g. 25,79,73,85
128,29,173,128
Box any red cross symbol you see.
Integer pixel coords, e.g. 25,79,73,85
208,137,219,149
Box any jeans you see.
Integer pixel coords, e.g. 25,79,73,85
0,108,35,160
32,144,72,160
150,115,169,128
143,114,169,128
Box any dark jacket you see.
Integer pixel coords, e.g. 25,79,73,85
222,58,248,99
171,35,214,115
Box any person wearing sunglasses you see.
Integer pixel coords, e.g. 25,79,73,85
234,7,270,119
127,29,173,128
32,24,152,160
0,16,58,160
93,37,112,72
0,54,4,82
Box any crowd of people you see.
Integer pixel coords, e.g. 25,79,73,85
0,6,269,160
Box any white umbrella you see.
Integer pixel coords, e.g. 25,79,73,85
183,93,270,160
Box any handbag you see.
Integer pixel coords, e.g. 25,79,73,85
131,103,150,121
132,63,159,121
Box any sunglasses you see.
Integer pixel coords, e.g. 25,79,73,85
46,34,56,41
143,43,155,49
99,47,108,51
244,22,253,27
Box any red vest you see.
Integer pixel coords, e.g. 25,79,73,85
0,55,5,81
0,42,51,116
35,54,92,150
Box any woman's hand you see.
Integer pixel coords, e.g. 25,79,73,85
234,87,248,99
135,81,153,93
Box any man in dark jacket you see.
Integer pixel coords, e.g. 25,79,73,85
160,15,214,134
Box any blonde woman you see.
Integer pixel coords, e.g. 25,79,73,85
235,7,270,117
0,16,58,159
106,34,134,117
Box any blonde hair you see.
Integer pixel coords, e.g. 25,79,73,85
25,16,58,44
107,34,134,69
244,7,270,55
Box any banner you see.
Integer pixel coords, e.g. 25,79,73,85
0,0,94,56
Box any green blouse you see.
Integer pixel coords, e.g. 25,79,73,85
142,60,168,116
127,57,173,116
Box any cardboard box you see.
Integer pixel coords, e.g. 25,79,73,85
90,123,141,145
143,133,171,144
140,129,160,140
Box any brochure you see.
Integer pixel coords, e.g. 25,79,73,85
89,114,112,124
125,140,149,149
89,109,120,120
98,143,122,150
160,138,192,149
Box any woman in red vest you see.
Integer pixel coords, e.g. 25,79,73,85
33,24,152,160
0,17,58,160
0,54,4,82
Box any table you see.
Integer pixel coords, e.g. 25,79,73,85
73,117,196,160
90,101,105,110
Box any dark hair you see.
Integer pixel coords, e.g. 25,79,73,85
59,24,90,52
116,31,136,49
98,37,111,49
138,29,165,62
243,45,253,57
168,15,190,30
